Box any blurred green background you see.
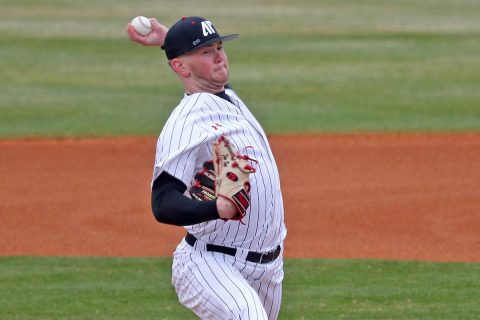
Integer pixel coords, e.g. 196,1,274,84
1,0,479,137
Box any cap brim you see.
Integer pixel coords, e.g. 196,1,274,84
190,34,239,52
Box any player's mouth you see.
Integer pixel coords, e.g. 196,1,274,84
215,65,228,73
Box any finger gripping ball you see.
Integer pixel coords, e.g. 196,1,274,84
130,16,152,36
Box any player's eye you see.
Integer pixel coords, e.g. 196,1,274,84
203,48,214,55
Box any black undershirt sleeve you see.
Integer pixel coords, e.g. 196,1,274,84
151,171,220,226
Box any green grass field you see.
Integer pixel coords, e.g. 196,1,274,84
1,257,479,319
1,0,480,319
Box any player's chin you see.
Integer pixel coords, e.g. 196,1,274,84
213,70,229,85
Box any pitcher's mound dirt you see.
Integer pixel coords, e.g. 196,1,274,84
1,133,479,262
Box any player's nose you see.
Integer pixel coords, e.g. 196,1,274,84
214,50,224,64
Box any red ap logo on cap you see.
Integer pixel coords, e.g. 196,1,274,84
201,21,216,36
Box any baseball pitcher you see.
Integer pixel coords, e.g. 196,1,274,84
127,15,287,319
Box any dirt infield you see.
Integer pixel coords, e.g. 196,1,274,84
1,133,479,262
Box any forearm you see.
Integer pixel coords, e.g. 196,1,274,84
151,172,220,226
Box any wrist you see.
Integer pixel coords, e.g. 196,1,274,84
216,197,237,219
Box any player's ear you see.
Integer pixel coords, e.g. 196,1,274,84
170,58,189,77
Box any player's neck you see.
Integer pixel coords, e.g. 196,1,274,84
183,80,225,95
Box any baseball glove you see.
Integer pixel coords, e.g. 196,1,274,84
189,136,257,222
213,135,257,221
189,161,216,202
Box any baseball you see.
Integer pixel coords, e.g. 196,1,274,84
130,16,152,36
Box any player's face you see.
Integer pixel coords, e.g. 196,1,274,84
183,41,229,88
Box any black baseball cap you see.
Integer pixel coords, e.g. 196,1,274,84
162,16,239,60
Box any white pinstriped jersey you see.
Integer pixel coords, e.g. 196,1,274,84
152,88,286,252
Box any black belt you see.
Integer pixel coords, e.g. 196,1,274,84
185,233,281,264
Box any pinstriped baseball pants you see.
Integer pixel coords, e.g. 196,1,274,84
171,239,284,320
